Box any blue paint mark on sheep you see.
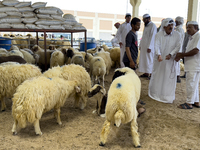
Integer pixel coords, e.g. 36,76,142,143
116,83,122,89
48,78,52,80
11,51,15,53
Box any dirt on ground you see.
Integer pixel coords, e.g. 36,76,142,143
0,68,200,150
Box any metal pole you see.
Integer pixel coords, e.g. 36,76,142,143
36,32,39,46
84,30,87,52
71,32,73,47
44,31,47,71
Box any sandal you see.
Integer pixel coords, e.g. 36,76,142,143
138,99,146,105
178,103,193,109
139,74,148,77
192,104,200,108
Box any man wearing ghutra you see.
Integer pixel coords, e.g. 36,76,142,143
115,13,132,67
139,14,157,78
175,21,200,109
175,16,185,83
148,18,181,103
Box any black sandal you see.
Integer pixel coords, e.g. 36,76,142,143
178,103,193,109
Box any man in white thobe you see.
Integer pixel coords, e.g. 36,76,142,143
175,21,200,109
175,16,185,83
139,14,157,78
115,13,132,67
111,22,120,47
148,18,181,103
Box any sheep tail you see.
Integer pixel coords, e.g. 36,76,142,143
114,110,125,127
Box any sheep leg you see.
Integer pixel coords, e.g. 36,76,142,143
130,116,141,148
74,94,80,109
34,119,42,135
12,119,18,135
1,98,6,111
102,75,105,87
99,120,111,146
55,108,62,125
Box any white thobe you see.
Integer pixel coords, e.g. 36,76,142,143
115,22,132,67
184,32,200,104
111,37,119,47
139,22,157,73
175,25,185,75
148,30,181,103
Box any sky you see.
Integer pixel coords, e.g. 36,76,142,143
30,0,189,19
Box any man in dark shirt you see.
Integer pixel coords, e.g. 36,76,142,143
123,17,141,70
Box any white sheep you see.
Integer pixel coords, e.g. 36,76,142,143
93,51,112,75
50,50,65,68
19,49,36,64
43,64,91,109
12,76,81,135
99,67,141,148
8,50,24,59
0,64,42,111
102,45,120,68
88,84,107,117
70,53,85,67
90,57,106,87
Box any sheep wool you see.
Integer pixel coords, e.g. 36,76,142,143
20,49,36,64
43,64,91,109
50,50,65,68
0,64,41,111
100,67,141,148
12,76,80,135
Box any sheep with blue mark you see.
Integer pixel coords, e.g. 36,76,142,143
0,64,42,111
12,76,81,135
99,67,141,148
43,64,91,110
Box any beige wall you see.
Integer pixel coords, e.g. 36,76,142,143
77,11,95,17
98,13,114,18
79,19,93,29
99,20,113,30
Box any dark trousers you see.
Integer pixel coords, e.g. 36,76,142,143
124,62,136,70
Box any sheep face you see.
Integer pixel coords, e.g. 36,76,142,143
88,84,106,98
31,45,40,53
112,70,126,81
65,49,74,58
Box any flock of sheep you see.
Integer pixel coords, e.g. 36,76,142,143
0,35,144,147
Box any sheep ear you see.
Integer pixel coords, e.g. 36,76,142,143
75,86,81,93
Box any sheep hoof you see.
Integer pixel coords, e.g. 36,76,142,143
134,145,141,148
58,122,62,125
100,114,106,118
92,110,97,114
1,109,5,112
99,142,105,146
36,132,43,136
12,132,17,135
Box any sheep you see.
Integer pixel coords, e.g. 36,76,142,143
31,45,55,72
90,57,106,87
65,48,85,66
88,84,107,117
99,67,141,148
43,64,91,109
50,50,65,68
70,54,85,67
8,49,24,59
0,56,26,64
102,45,120,68
11,76,81,135
93,51,112,75
0,62,20,66
0,64,42,111
19,49,36,64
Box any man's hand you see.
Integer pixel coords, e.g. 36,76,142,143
130,61,135,69
175,53,184,62
165,54,171,60
119,42,123,48
158,55,163,62
147,49,151,53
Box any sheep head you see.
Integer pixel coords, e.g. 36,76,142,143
65,48,74,58
49,44,56,50
114,110,125,127
88,84,106,98
31,45,42,53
